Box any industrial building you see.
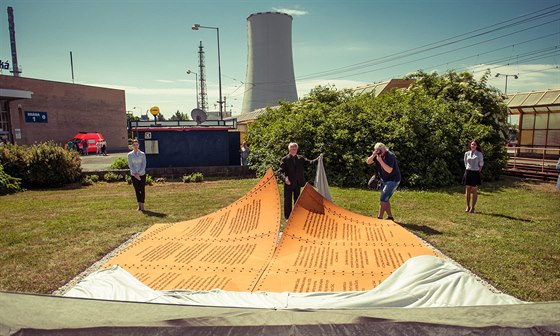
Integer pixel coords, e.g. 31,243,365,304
0,75,128,151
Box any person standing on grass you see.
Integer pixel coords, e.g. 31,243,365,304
240,141,250,166
127,138,147,211
556,157,560,190
279,142,322,220
366,142,401,221
464,139,484,213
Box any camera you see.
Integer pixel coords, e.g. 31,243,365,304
376,149,382,155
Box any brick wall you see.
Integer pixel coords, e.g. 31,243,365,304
0,76,128,151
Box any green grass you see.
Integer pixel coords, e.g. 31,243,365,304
0,176,558,302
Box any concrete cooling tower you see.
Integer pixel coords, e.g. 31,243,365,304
241,12,298,114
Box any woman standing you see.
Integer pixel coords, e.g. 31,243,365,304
127,139,147,211
464,139,484,213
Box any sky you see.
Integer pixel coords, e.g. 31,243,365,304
1,0,559,118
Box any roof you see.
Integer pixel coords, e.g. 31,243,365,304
353,79,415,96
0,88,33,100
228,106,280,123
505,88,560,108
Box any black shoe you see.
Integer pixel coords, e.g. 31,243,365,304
386,216,394,221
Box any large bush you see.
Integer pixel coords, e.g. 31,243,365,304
246,70,509,189
109,157,129,169
0,142,82,188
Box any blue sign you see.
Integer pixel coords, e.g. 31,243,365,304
25,111,48,123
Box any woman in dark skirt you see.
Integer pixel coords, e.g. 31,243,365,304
464,139,484,213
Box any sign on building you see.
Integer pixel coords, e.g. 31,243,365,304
24,111,48,123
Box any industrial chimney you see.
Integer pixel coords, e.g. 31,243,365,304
241,12,298,114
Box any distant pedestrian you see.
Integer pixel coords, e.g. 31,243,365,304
127,138,147,211
463,139,484,213
101,140,107,156
240,141,250,166
67,140,74,151
96,141,102,155
82,139,88,155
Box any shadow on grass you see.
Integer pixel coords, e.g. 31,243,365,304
479,211,533,222
399,223,442,235
142,210,167,218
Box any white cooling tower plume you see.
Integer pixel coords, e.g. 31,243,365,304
241,12,298,113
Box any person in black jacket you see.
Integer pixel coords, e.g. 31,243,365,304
279,142,322,219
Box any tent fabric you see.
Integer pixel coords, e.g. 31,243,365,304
1,291,559,336
64,255,523,309
314,155,332,201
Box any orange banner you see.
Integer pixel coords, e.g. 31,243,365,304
103,168,281,291
255,184,439,292
104,168,439,292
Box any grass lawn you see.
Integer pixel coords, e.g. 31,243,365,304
0,176,558,302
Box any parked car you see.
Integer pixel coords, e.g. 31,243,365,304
73,132,105,154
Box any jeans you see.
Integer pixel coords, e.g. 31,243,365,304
380,180,399,202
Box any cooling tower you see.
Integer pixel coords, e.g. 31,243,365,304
241,12,298,113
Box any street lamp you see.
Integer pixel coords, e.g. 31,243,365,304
192,23,223,120
186,70,199,109
495,73,519,94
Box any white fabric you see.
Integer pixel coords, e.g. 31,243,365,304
64,255,524,308
314,155,332,201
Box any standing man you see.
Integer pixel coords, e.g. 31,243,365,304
127,138,147,211
279,142,322,219
366,142,401,221
82,139,88,156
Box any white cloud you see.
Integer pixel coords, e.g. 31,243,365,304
272,7,308,16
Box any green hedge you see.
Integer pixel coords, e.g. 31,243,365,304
0,142,82,188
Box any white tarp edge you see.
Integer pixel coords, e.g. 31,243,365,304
314,155,332,201
64,255,524,309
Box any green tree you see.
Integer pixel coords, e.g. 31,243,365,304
169,110,190,121
247,70,509,189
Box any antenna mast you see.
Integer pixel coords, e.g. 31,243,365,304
197,41,208,112
7,7,21,77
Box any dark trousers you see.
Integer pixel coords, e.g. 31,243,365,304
131,175,146,203
283,185,301,219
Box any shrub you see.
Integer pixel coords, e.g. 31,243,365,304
0,142,81,188
103,172,124,183
82,174,99,186
0,164,22,195
109,157,129,169
182,172,204,183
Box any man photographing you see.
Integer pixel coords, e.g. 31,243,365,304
366,142,401,221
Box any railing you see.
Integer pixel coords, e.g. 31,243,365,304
506,146,560,173
129,118,237,129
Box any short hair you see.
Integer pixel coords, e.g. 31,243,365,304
374,142,387,151
288,142,298,149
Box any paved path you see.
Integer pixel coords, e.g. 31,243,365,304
80,151,128,172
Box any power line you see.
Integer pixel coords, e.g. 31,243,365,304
296,4,560,81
